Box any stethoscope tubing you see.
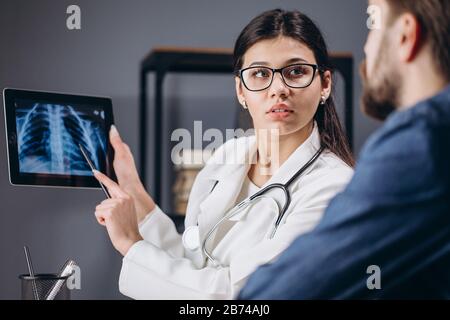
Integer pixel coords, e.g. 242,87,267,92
202,147,324,266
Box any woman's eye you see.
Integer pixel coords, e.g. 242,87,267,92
288,67,305,76
252,69,270,78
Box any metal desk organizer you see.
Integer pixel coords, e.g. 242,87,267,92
139,47,353,227
19,274,71,300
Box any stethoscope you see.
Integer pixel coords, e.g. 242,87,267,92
182,146,324,267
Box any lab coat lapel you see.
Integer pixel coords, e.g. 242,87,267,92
196,123,320,248
197,136,257,243
225,124,321,224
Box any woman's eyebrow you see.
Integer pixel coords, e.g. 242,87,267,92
285,57,309,64
248,57,309,67
249,61,270,67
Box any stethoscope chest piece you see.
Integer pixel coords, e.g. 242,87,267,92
182,225,201,251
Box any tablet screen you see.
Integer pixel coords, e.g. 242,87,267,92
4,88,116,188
16,99,107,176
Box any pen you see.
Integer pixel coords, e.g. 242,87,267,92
23,245,40,300
79,144,111,199
45,260,76,300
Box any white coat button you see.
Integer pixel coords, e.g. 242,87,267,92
182,226,200,251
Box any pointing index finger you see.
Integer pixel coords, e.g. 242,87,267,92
92,169,127,199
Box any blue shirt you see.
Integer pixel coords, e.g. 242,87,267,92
238,84,450,299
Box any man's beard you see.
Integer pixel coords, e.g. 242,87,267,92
360,36,401,121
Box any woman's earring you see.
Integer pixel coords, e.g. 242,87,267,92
320,96,327,105
242,101,248,109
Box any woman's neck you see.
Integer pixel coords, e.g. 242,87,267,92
255,121,314,176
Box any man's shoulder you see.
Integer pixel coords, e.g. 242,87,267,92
350,86,450,198
361,86,450,163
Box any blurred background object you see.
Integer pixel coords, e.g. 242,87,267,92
172,149,212,216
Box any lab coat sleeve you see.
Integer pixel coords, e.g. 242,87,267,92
119,240,232,299
134,158,218,260
137,205,184,258
118,166,353,300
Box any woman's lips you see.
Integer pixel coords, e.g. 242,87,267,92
266,108,294,120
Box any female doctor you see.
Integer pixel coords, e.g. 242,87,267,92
93,9,354,299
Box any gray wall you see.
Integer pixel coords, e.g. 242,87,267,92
0,0,379,299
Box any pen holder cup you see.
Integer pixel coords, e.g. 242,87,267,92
19,273,71,300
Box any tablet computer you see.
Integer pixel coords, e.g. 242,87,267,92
3,88,116,188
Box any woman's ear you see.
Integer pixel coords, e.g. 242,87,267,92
235,76,245,106
321,70,332,99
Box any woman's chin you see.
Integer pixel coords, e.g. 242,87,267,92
255,124,294,136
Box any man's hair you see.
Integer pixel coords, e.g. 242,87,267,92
386,0,450,81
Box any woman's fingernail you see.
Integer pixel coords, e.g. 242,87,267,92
110,125,119,137
92,169,100,176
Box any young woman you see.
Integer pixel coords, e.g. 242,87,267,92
93,9,354,299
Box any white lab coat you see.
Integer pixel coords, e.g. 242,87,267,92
118,124,353,299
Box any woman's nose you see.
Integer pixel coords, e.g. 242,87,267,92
269,72,290,97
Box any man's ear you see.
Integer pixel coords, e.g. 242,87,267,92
235,76,245,105
398,13,422,63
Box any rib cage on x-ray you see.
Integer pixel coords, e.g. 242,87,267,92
16,103,106,175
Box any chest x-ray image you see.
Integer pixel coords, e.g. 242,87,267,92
15,100,107,176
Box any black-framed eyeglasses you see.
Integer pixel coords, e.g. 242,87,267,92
237,63,320,92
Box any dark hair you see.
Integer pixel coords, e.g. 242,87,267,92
233,9,354,167
386,0,450,81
